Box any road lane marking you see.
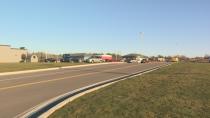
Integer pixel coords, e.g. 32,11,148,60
0,64,139,91
0,63,126,82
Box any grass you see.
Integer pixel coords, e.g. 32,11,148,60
0,63,87,73
49,63,210,118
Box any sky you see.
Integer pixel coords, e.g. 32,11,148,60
0,0,209,57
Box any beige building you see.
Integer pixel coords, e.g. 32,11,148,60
158,57,166,62
29,55,39,63
0,45,27,63
172,57,179,62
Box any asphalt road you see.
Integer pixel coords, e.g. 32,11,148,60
0,62,167,118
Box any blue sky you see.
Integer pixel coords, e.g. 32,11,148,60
0,0,209,57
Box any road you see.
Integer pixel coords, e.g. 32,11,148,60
0,62,167,118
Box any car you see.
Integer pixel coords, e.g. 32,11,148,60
141,59,147,63
45,58,57,62
69,57,83,63
126,58,142,63
86,56,104,63
125,58,132,63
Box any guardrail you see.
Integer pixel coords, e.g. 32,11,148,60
19,63,171,118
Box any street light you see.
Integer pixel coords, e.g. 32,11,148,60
139,32,144,59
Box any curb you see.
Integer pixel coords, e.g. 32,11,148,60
19,63,171,118
0,62,123,76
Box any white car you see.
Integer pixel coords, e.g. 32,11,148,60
86,57,104,63
134,57,144,63
126,57,145,63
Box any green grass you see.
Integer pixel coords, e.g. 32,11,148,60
49,63,210,118
0,63,87,73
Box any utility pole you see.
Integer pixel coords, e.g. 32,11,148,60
45,51,48,60
116,53,117,62
139,32,144,61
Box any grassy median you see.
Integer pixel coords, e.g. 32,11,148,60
0,63,87,73
49,63,210,118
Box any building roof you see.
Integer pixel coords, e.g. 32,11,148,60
123,53,145,58
11,48,27,50
0,44,27,50
0,44,10,47
70,53,93,57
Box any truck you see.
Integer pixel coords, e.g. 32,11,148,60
62,54,72,62
62,54,92,63
100,55,112,62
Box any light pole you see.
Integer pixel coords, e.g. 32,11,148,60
45,51,48,60
139,32,144,60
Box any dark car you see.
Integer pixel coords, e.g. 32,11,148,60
141,59,147,63
70,57,83,63
45,58,57,62
125,58,132,63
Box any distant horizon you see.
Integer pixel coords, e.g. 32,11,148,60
1,0,209,57
1,43,207,58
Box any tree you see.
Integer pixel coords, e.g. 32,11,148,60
21,54,27,62
179,55,189,62
20,47,26,50
204,54,210,59
157,55,164,58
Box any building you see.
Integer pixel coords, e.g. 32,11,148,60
29,55,39,63
171,57,179,62
0,45,27,63
158,57,166,62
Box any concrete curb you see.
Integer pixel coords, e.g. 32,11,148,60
0,62,123,76
18,63,171,118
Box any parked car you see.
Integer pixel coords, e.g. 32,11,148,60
125,58,132,63
125,57,147,63
86,56,104,63
45,58,57,63
60,58,64,62
141,59,147,63
128,59,142,63
69,56,83,63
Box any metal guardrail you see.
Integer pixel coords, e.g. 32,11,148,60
20,63,171,118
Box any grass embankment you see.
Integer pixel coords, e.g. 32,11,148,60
0,63,87,73
49,63,210,118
